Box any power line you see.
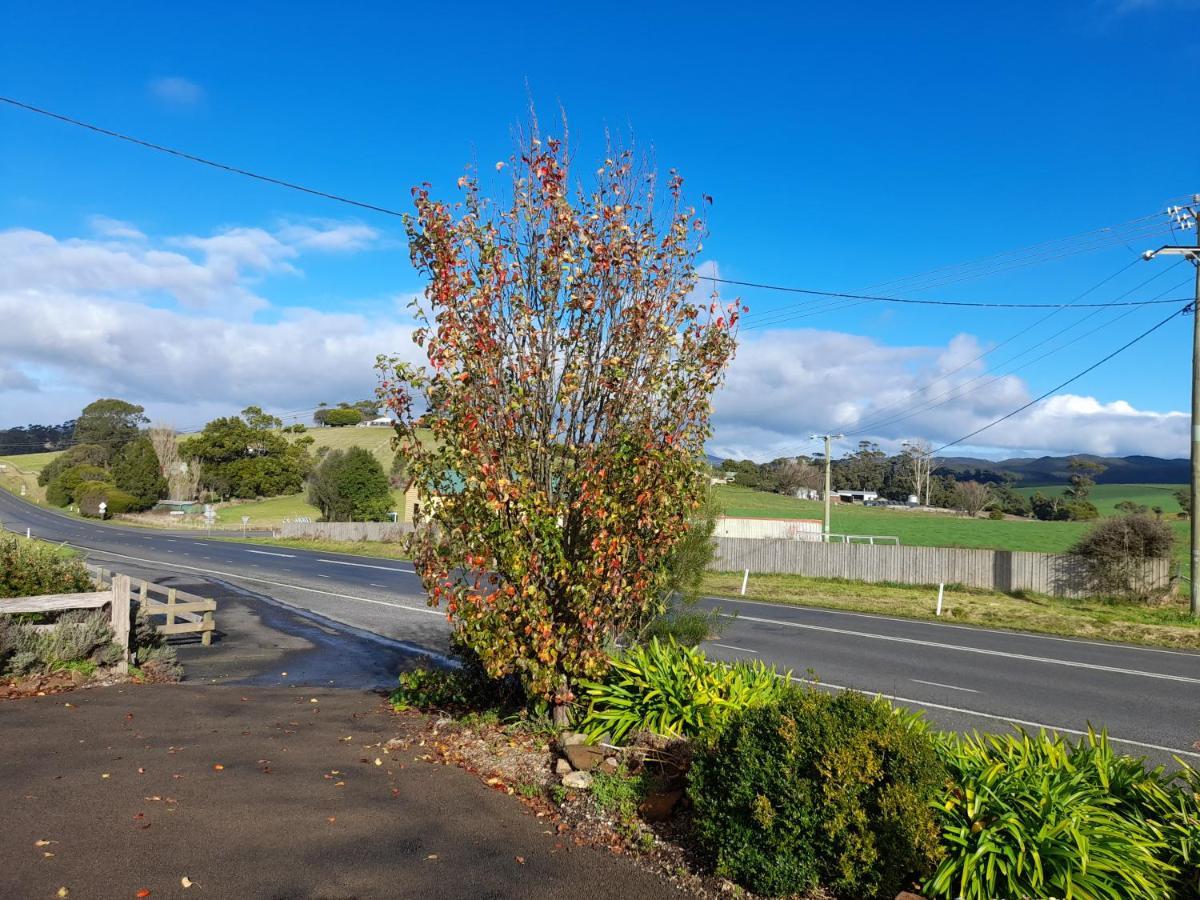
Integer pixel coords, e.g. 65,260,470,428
930,302,1192,454
0,96,408,219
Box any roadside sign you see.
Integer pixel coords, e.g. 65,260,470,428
241,516,250,524
98,501,108,519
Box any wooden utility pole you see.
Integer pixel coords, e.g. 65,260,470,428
1145,197,1200,616
811,433,843,538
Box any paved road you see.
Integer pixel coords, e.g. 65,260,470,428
3,489,1198,763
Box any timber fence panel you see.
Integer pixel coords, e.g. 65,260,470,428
711,537,1172,598
279,521,413,542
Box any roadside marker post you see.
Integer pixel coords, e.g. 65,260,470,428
936,583,944,617
741,569,750,596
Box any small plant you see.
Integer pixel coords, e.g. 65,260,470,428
1,608,119,677
390,666,471,711
578,639,789,743
516,781,540,800
548,783,568,805
688,688,944,900
926,728,1180,899
590,765,645,822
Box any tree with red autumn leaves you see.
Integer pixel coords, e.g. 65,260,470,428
379,121,740,721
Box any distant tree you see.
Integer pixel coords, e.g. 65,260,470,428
1071,514,1175,601
241,406,283,432
307,447,392,521
1064,458,1106,503
185,415,314,499
72,399,147,462
1114,500,1151,516
832,441,888,492
46,464,108,507
323,407,363,427
1173,487,1190,517
772,458,823,496
1030,491,1070,521
38,444,109,487
902,439,933,505
989,484,1031,517
389,451,409,487
0,421,74,455
112,435,167,510
955,480,992,517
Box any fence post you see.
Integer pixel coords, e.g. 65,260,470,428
166,588,177,631
110,574,131,674
202,605,213,646
936,583,944,617
740,569,750,596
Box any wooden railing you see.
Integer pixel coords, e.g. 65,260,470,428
90,566,216,646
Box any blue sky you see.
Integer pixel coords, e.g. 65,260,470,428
1,1,1197,459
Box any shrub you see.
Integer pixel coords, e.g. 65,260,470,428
689,689,944,899
1066,499,1100,521
46,463,109,507
987,508,1004,520
112,435,167,510
307,447,393,521
390,666,473,711
1,608,119,676
0,534,93,597
323,407,363,427
926,729,1180,899
1071,514,1175,600
578,639,789,743
75,483,138,517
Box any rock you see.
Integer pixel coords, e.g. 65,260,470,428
598,756,620,775
639,788,683,822
559,730,589,747
564,743,606,772
68,670,88,686
554,757,573,776
562,770,593,790
895,893,925,900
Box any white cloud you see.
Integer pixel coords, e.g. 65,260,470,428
710,327,1186,461
148,76,205,107
0,222,1184,459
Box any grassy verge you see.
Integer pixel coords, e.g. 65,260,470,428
702,571,1200,650
214,536,410,560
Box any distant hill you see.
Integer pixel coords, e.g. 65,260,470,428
935,454,1189,487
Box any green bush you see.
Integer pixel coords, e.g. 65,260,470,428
578,639,789,743
390,666,473,711
689,689,944,899
0,534,93,598
112,435,167,510
307,447,393,521
1071,513,1176,601
926,729,1181,899
46,463,109,507
75,483,138,517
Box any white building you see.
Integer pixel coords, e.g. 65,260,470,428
357,416,395,428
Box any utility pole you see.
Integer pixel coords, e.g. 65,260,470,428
811,433,843,538
1144,196,1200,616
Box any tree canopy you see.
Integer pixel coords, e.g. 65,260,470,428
72,398,147,461
307,447,392,521
184,415,313,499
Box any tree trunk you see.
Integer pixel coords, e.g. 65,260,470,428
552,703,570,728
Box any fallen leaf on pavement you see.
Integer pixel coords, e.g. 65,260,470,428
212,764,224,771
515,856,525,865
43,852,55,858
136,890,151,898
35,839,56,847
57,887,69,898
424,854,438,861
327,816,336,823
374,758,382,766
180,876,193,888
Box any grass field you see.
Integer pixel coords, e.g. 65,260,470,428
712,483,1192,568
1013,482,1186,516
702,572,1200,650
0,450,64,474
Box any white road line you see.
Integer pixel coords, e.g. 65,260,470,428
61,544,445,618
793,677,1200,761
317,574,330,578
714,594,1200,659
369,583,384,588
710,643,759,654
736,612,1200,684
911,678,979,694
317,558,415,573
165,539,176,543
245,549,296,558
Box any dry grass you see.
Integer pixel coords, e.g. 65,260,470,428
703,572,1200,650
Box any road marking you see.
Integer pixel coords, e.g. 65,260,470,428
317,558,415,573
911,678,979,694
245,549,296,558
710,643,758,654
60,544,445,618
369,583,384,588
317,574,330,578
793,677,1200,761
713,595,1200,659
165,539,176,543
736,612,1200,684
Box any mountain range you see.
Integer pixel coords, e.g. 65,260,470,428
933,454,1188,487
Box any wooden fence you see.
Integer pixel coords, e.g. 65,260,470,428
2,575,135,672
279,521,413,542
710,537,1173,599
90,566,216,646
